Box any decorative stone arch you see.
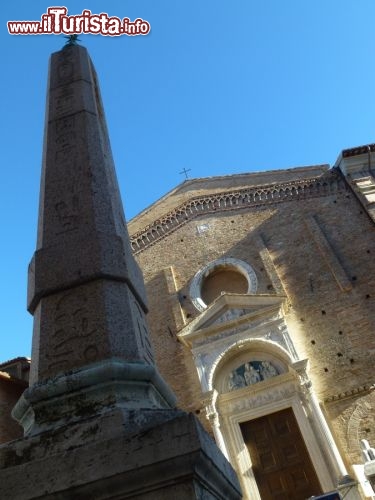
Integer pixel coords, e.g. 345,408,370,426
207,338,293,394
201,339,350,499
190,257,258,312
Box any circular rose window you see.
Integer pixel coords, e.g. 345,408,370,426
190,257,258,311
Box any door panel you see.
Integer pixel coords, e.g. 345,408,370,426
240,408,322,500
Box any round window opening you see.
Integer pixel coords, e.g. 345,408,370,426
190,258,258,311
201,266,248,305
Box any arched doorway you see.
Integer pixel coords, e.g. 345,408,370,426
207,341,340,499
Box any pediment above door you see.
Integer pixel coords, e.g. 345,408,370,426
178,293,287,348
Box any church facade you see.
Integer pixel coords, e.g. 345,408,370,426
127,146,375,499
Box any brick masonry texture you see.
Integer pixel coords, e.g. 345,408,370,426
130,167,375,461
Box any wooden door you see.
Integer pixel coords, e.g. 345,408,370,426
240,408,323,500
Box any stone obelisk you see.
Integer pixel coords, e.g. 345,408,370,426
0,44,241,499
14,42,176,437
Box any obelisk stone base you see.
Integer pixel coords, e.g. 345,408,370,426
12,359,176,436
0,412,241,500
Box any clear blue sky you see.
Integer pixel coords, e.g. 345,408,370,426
1,1,375,362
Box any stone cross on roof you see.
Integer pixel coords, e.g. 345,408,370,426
179,167,191,179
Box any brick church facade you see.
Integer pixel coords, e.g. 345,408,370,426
127,145,375,498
